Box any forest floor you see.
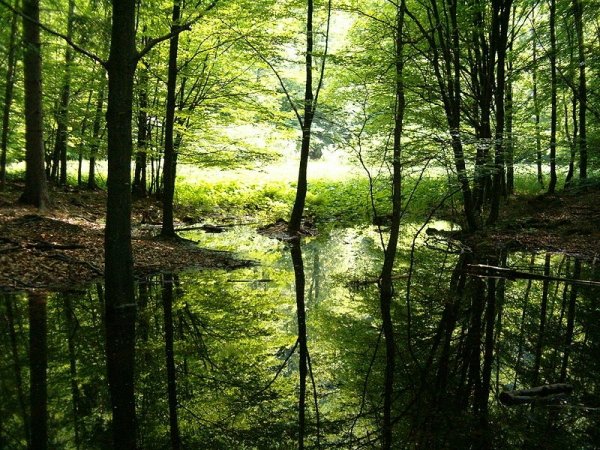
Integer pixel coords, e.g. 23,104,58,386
0,182,251,292
465,183,600,260
2,180,600,291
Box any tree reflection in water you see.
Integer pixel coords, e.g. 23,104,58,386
1,229,600,448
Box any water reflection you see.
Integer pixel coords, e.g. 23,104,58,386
1,227,600,448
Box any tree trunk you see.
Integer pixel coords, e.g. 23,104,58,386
533,253,551,385
88,78,105,190
488,0,512,225
52,0,75,186
132,62,148,198
573,0,587,179
29,291,47,450
470,1,492,212
0,3,18,190
63,294,82,449
379,3,405,448
5,295,30,445
19,0,50,208
505,5,515,195
532,12,543,188
560,259,581,381
288,0,316,234
290,241,308,449
162,274,181,450
547,0,558,194
565,94,578,187
161,0,182,238
104,1,137,448
77,91,93,187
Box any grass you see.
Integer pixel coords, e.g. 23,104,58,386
7,160,588,228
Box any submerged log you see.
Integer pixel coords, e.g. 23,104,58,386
499,383,573,406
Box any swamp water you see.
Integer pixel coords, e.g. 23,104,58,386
1,224,600,449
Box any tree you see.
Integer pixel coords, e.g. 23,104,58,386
547,0,558,194
29,291,48,450
19,0,49,208
487,0,513,225
406,0,478,231
49,0,75,186
160,0,183,238
0,2,18,190
573,0,586,179
378,3,405,447
288,0,331,234
103,1,138,447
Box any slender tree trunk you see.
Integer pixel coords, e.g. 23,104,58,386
290,241,308,449
29,291,47,450
488,0,512,225
533,253,551,384
52,0,75,186
479,275,496,433
470,1,492,212
132,61,148,198
5,295,30,445
161,0,182,238
0,3,19,190
505,5,515,195
532,13,543,188
63,294,82,449
565,94,578,187
88,79,105,190
162,274,181,450
19,0,49,208
379,4,405,448
77,91,93,187
573,0,587,179
104,1,137,448
560,259,581,381
548,0,558,194
289,0,319,233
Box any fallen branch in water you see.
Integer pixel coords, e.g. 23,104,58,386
467,264,600,287
500,383,573,406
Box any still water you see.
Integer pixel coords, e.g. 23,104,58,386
1,224,599,448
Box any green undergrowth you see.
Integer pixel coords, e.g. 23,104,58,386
174,174,457,226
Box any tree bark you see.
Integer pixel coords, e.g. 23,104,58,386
547,0,558,194
132,61,149,198
288,0,316,234
379,3,405,448
560,259,581,381
488,0,512,225
5,295,30,445
532,13,543,188
290,241,308,449
161,0,182,238
0,3,18,190
104,1,137,448
88,78,105,190
29,291,47,450
162,274,181,450
51,0,75,186
533,253,551,385
573,0,587,179
19,0,49,208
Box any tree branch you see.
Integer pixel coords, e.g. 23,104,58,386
136,0,220,62
0,0,106,67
